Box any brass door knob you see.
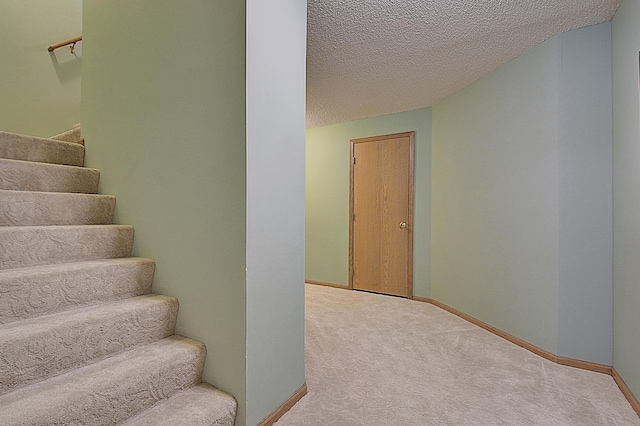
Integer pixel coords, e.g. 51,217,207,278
399,221,407,229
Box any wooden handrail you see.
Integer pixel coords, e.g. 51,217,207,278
47,36,82,53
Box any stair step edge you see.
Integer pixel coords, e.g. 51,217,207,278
0,225,135,270
0,335,206,426
0,189,116,226
121,383,237,426
0,257,155,324
0,256,155,275
0,131,85,166
50,126,83,145
0,188,114,198
0,293,177,332
0,158,99,194
0,294,179,395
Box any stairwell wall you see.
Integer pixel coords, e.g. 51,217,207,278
81,1,248,423
431,36,561,354
556,23,613,366
245,1,306,424
431,23,614,364
612,0,640,400
0,0,82,137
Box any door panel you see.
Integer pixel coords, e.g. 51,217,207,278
350,132,414,297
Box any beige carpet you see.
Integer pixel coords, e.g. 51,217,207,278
275,284,639,425
0,129,236,425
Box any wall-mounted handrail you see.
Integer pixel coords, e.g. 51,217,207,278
47,36,82,53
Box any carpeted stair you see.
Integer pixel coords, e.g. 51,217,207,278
0,129,237,425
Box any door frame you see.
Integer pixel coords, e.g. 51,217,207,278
348,131,415,298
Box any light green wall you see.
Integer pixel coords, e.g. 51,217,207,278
557,23,613,365
432,37,560,353
612,0,640,398
305,108,432,297
245,1,306,424
82,1,247,423
0,0,82,136
431,24,614,363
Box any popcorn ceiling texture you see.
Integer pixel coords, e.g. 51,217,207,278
306,0,621,127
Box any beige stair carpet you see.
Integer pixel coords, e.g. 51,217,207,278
0,336,208,426
0,157,100,193
0,189,116,226
0,131,84,166
0,258,155,324
275,284,640,425
0,224,135,270
50,123,83,145
0,128,236,425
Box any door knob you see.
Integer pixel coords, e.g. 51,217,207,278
399,221,407,229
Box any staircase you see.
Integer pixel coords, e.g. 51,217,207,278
0,129,237,425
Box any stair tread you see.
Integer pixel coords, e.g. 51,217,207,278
122,383,237,426
0,188,113,199
0,224,134,270
0,256,154,275
0,131,84,166
0,294,178,395
0,257,155,324
0,128,236,424
0,157,99,193
0,335,206,426
50,125,83,145
0,293,176,333
0,189,115,226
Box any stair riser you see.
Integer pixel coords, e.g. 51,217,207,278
0,258,155,324
0,127,235,424
50,125,83,145
0,131,85,166
121,384,237,426
0,295,179,395
0,158,99,193
0,190,115,226
0,226,134,270
0,336,206,426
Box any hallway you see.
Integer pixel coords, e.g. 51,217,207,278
275,284,639,425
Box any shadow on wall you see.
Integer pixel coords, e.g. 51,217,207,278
49,45,81,84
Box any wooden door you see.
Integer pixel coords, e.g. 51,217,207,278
349,132,414,298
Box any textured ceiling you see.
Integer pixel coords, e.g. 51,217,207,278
306,0,621,128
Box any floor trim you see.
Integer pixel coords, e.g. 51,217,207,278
304,285,640,418
556,356,612,375
613,367,640,416
415,297,557,363
414,296,640,418
257,383,307,426
306,280,349,289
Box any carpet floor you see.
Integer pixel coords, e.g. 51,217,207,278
275,284,639,425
